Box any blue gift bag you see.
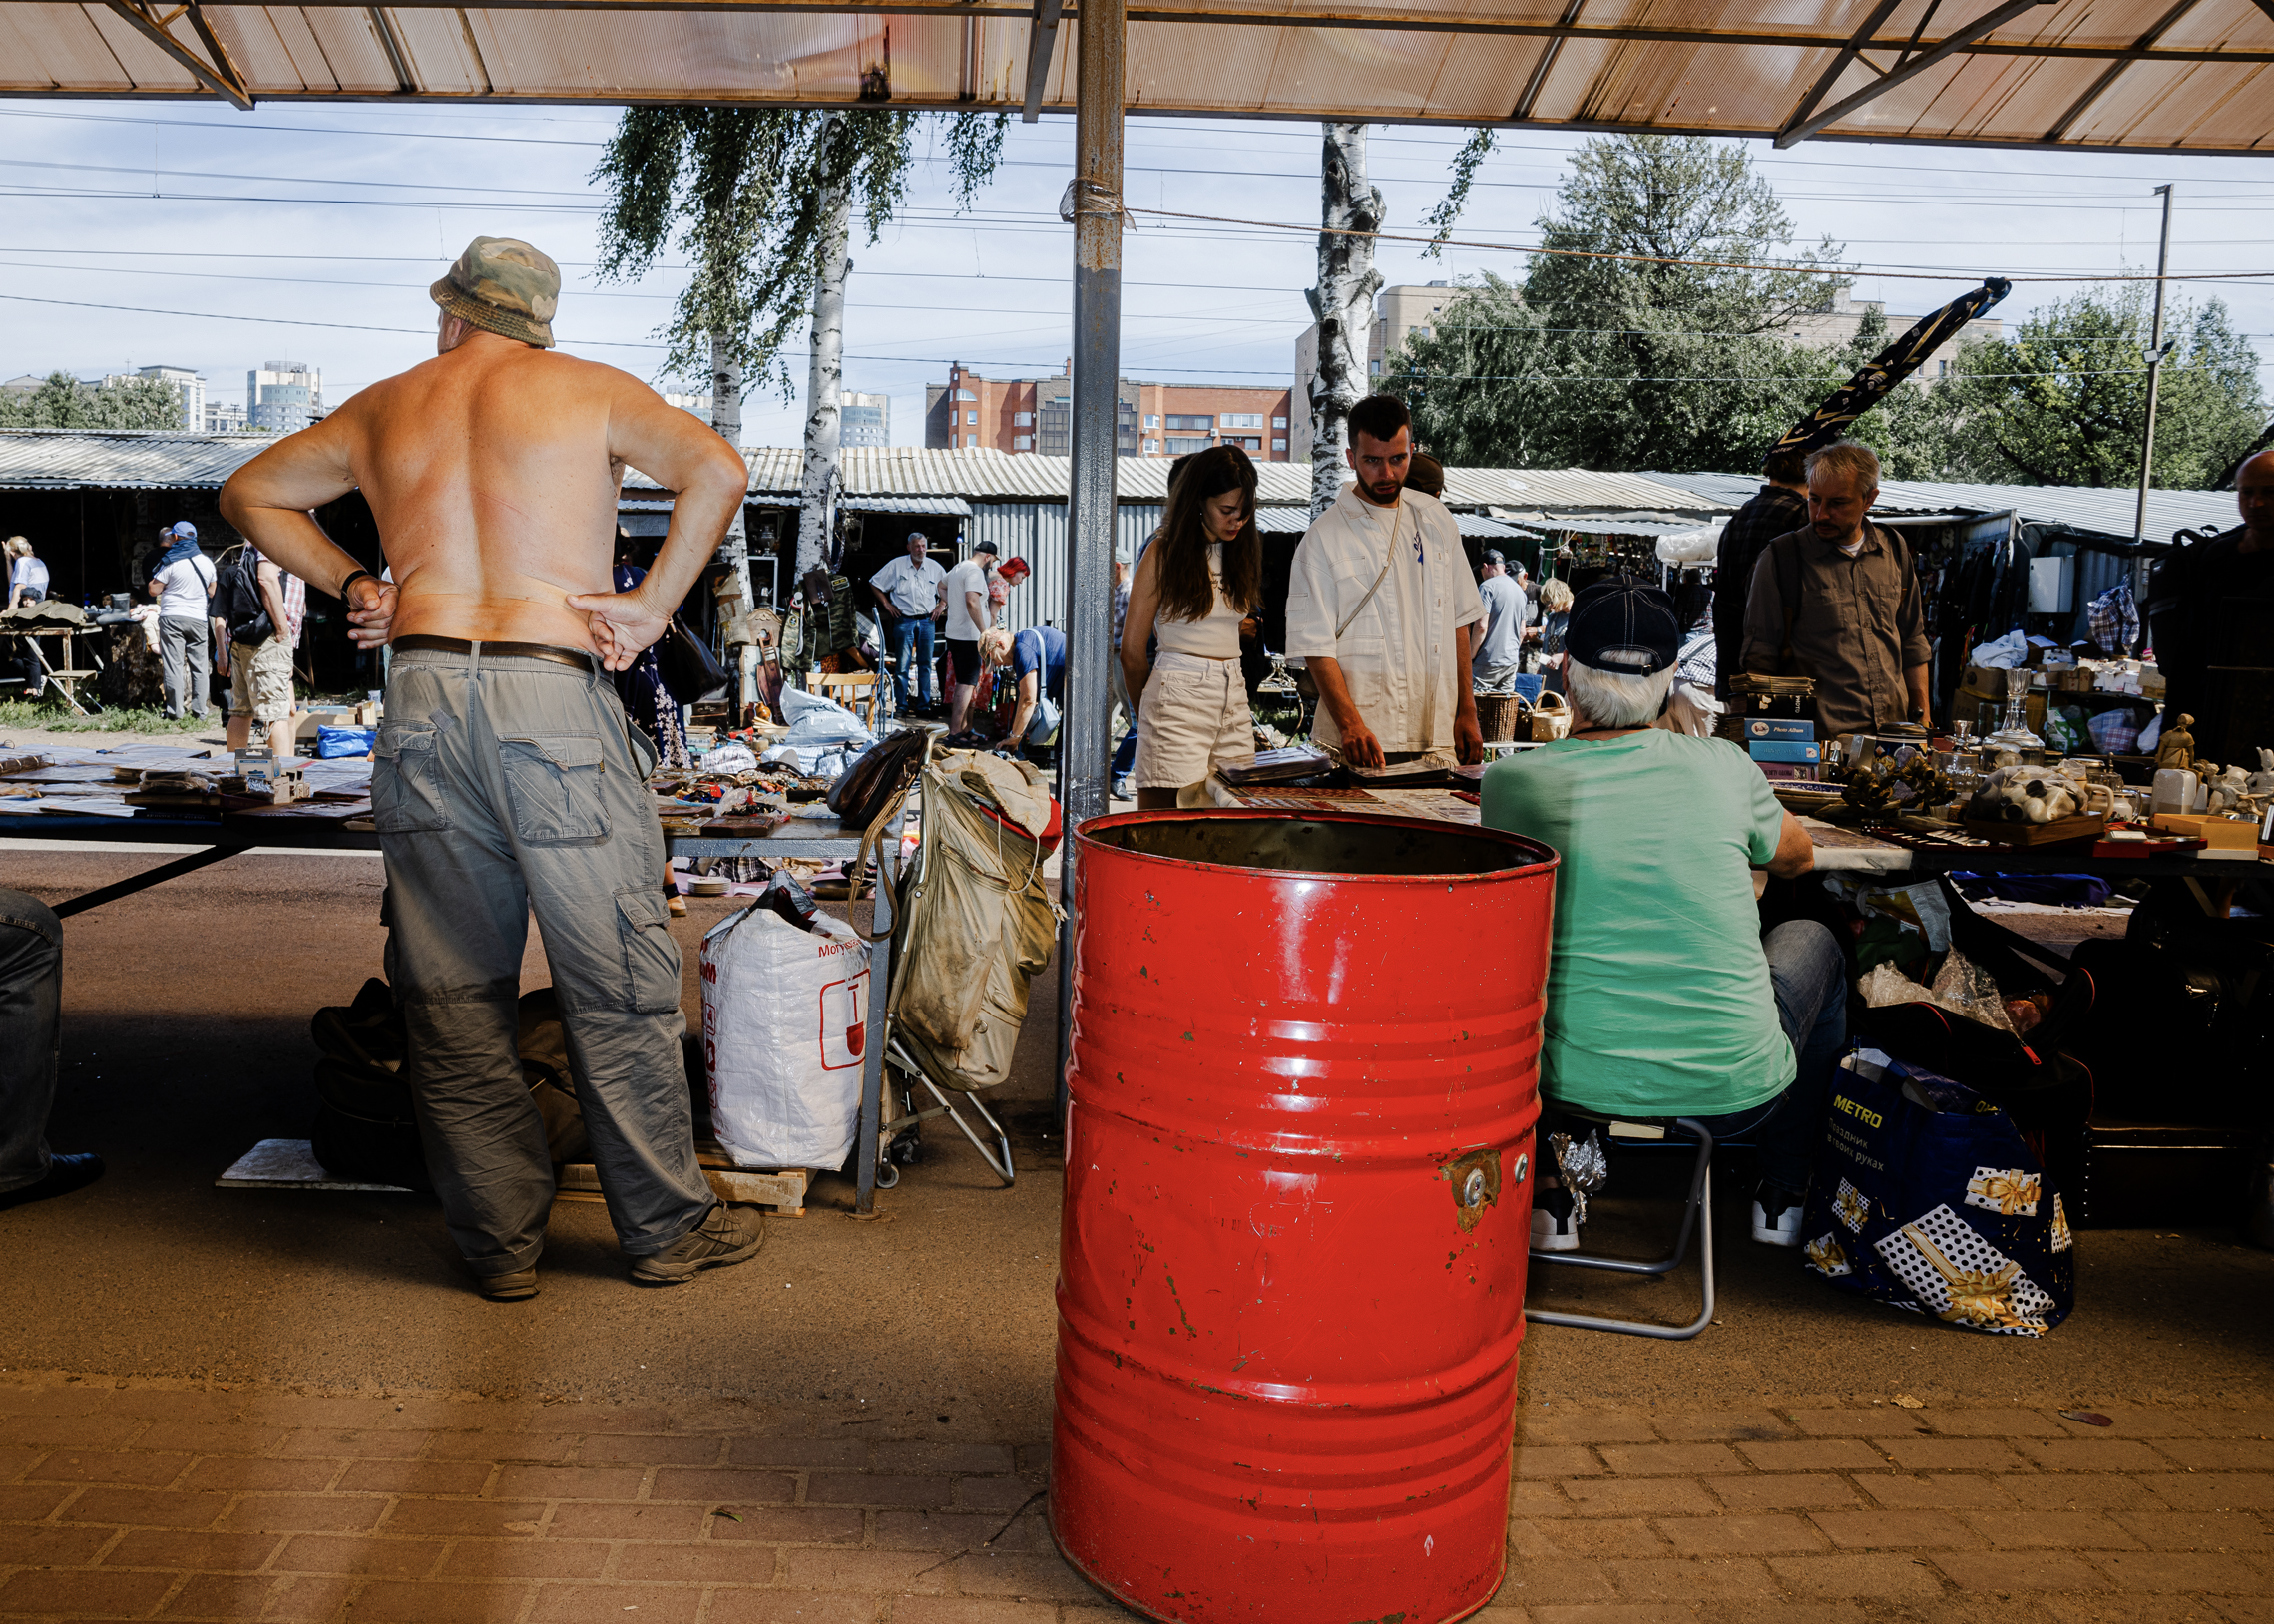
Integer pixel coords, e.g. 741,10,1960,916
1801,1050,2074,1337
316,726,378,758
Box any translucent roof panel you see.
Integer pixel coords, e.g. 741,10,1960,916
4,2,2270,152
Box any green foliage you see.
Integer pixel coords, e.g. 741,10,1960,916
1942,284,2265,488
0,700,214,734
593,109,1005,396
0,371,188,431
1519,135,1846,336
1397,135,1992,476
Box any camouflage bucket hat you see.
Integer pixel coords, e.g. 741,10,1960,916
430,235,560,348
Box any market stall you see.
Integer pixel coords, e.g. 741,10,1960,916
0,733,954,1218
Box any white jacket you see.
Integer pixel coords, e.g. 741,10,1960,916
1285,486,1486,755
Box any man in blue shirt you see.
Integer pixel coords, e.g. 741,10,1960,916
983,623,1065,756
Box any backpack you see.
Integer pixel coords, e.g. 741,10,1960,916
212,549,272,645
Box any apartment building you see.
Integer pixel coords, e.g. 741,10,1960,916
134,365,206,431
1776,289,2003,385
247,361,322,433
1292,282,1457,462
205,400,249,433
840,391,890,448
927,363,1292,460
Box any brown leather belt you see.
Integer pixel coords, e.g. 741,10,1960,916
392,634,596,671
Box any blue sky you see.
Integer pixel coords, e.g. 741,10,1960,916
4,97,2270,450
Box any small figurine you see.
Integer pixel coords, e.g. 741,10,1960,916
2154,713,2196,775
2251,747,2274,797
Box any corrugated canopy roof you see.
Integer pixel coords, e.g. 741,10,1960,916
1641,469,2244,542
2,433,2242,546
10,3,2274,152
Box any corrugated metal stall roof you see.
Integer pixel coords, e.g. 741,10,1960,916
6,3,2273,154
629,449,1709,513
1641,469,2243,543
1252,505,1532,538
0,429,271,489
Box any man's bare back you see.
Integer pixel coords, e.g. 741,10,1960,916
222,319,748,669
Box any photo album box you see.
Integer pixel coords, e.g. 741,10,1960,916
1749,739,1822,764
1743,717,1816,742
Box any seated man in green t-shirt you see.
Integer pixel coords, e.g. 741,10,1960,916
1481,580,1846,1249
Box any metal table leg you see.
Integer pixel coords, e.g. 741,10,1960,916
854,803,902,1216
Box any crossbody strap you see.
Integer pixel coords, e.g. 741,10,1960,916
1334,505,1401,641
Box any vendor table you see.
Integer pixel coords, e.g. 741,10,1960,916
1203,774,2266,882
1,745,905,1215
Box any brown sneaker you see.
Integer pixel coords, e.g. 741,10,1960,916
477,1267,539,1302
631,1204,764,1285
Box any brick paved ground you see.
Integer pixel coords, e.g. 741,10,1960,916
3,1378,2269,1623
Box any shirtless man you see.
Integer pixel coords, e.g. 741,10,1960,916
220,236,757,1302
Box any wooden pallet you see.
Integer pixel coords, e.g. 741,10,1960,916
555,1153,808,1217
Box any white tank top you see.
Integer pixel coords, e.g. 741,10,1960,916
1152,543,1243,659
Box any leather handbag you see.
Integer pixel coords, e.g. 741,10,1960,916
658,615,729,703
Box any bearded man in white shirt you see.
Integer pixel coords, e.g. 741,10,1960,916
1285,395,1485,768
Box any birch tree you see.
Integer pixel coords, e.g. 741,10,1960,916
1306,123,1383,519
594,109,1005,574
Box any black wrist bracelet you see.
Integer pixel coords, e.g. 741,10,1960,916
339,569,376,601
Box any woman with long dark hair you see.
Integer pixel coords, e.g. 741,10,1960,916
1120,445,1262,809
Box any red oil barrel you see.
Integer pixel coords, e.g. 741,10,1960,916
1053,810,1557,1624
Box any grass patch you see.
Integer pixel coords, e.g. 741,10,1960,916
0,700,218,734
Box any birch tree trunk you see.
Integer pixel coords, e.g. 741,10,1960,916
709,333,753,616
1306,122,1384,520
794,112,851,579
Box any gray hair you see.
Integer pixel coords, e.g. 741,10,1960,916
1564,654,1674,730
1805,439,1880,493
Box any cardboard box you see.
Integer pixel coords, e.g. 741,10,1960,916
2151,813,2262,855
1749,740,1821,764
1743,717,1815,742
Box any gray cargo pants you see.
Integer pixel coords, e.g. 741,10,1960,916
159,614,211,719
374,642,714,1278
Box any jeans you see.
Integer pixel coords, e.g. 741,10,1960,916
375,643,715,1276
1688,920,1848,1193
159,614,211,719
1110,657,1137,777
889,614,936,710
0,889,63,1194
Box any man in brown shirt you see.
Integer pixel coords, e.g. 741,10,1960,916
1739,440,1931,738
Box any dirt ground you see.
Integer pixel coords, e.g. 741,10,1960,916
1,842,2269,1621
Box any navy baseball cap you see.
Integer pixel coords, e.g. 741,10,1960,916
1565,580,1681,676
1481,549,1506,566
972,538,1000,557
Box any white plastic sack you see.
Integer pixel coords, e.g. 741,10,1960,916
699,904,870,1170
1972,629,2029,669
1653,523,1723,565
780,685,875,750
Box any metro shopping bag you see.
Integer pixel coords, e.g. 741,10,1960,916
1802,1050,2074,1336
699,884,870,1170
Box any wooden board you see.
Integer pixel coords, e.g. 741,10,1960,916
1960,812,2107,847
556,1159,808,1216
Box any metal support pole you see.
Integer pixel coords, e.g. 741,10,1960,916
1054,0,1125,1119
2132,183,2174,622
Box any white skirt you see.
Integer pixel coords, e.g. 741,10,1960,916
1134,650,1253,791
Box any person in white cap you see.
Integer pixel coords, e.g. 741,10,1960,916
147,522,217,719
